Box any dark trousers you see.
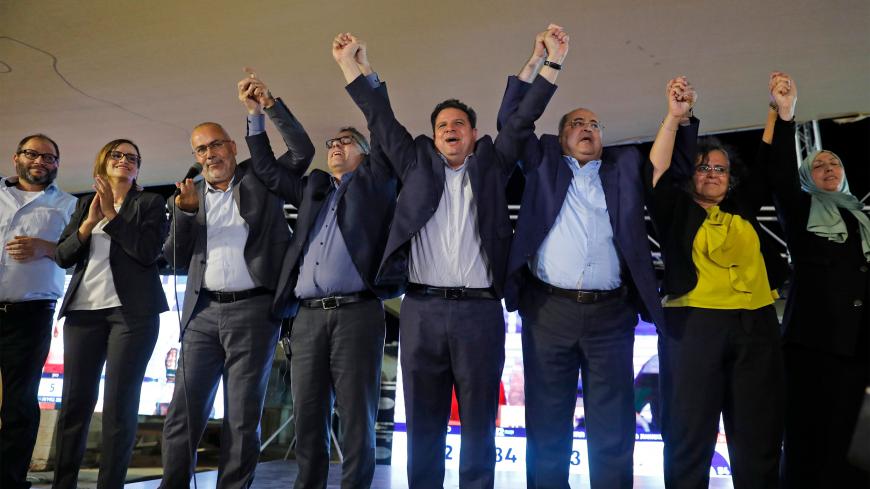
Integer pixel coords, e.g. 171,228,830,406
0,300,55,489
660,306,784,489
52,307,159,489
400,293,505,489
780,341,869,489
290,299,385,489
519,285,637,489
160,294,279,489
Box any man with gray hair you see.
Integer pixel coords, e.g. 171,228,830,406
1,134,76,489
239,54,398,488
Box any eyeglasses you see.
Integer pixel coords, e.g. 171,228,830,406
193,139,231,157
565,119,603,131
325,136,356,149
17,149,58,165
695,164,729,174
108,151,141,164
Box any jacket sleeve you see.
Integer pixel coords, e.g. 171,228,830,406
345,74,418,183
493,75,556,177
265,97,316,177
54,195,90,268
103,193,169,267
766,116,803,231
162,194,198,272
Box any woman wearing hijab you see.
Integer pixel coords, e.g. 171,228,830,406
53,139,168,489
766,72,870,489
646,76,790,489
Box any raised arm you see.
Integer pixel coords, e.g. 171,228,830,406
239,73,313,205
499,24,566,130
766,72,802,215
649,76,696,187
336,33,418,181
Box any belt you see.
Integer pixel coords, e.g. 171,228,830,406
202,287,270,303
529,275,625,304
0,299,56,313
300,291,378,310
407,283,498,300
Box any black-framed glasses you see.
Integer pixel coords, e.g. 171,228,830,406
193,139,231,157
108,151,141,164
17,149,58,165
325,136,356,149
565,119,603,131
695,164,729,174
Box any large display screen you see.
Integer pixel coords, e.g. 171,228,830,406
37,275,226,418
390,306,733,479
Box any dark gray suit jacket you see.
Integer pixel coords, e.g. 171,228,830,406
56,188,169,318
164,104,315,330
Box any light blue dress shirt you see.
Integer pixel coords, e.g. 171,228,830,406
529,157,622,290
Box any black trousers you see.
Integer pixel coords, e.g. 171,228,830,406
290,299,385,489
399,293,505,489
660,306,784,489
780,341,869,489
519,285,637,489
0,300,55,489
52,307,159,489
160,293,279,489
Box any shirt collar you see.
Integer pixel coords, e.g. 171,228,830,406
563,155,602,174
205,176,235,193
1,177,58,193
332,169,356,189
438,153,473,172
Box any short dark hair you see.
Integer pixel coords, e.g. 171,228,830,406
695,137,743,189
337,126,370,155
17,134,60,160
430,99,477,131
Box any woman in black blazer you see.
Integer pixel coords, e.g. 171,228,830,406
52,139,168,489
767,73,870,489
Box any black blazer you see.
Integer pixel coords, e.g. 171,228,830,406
245,88,399,318
56,189,169,318
345,74,549,297
645,120,789,302
769,116,869,356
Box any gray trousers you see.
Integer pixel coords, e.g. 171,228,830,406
52,307,159,489
290,299,385,489
159,294,280,489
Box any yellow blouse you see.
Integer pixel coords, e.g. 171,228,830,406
665,206,778,310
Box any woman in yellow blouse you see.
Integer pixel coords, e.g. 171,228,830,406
646,77,789,489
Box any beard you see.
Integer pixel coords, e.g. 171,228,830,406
16,161,58,186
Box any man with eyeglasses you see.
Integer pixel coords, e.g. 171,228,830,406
336,28,565,489
241,58,398,489
1,134,76,489
159,81,315,489
495,30,684,489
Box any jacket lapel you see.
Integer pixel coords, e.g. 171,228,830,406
599,155,621,235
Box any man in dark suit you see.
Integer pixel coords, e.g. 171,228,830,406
496,27,661,489
336,30,564,489
159,99,314,489
239,60,398,489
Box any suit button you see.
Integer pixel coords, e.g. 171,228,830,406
855,299,864,308
194,290,199,295
200,260,206,265
860,265,868,273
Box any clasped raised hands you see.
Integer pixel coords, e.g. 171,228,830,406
665,76,697,121
769,71,797,121
238,68,275,115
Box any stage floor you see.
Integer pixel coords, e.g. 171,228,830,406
108,459,735,489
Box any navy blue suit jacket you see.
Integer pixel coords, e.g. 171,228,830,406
497,76,664,327
345,75,555,297
246,89,400,318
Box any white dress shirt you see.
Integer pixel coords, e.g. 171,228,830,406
202,178,257,292
0,178,76,302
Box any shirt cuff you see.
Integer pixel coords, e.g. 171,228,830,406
365,72,381,88
247,113,266,136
